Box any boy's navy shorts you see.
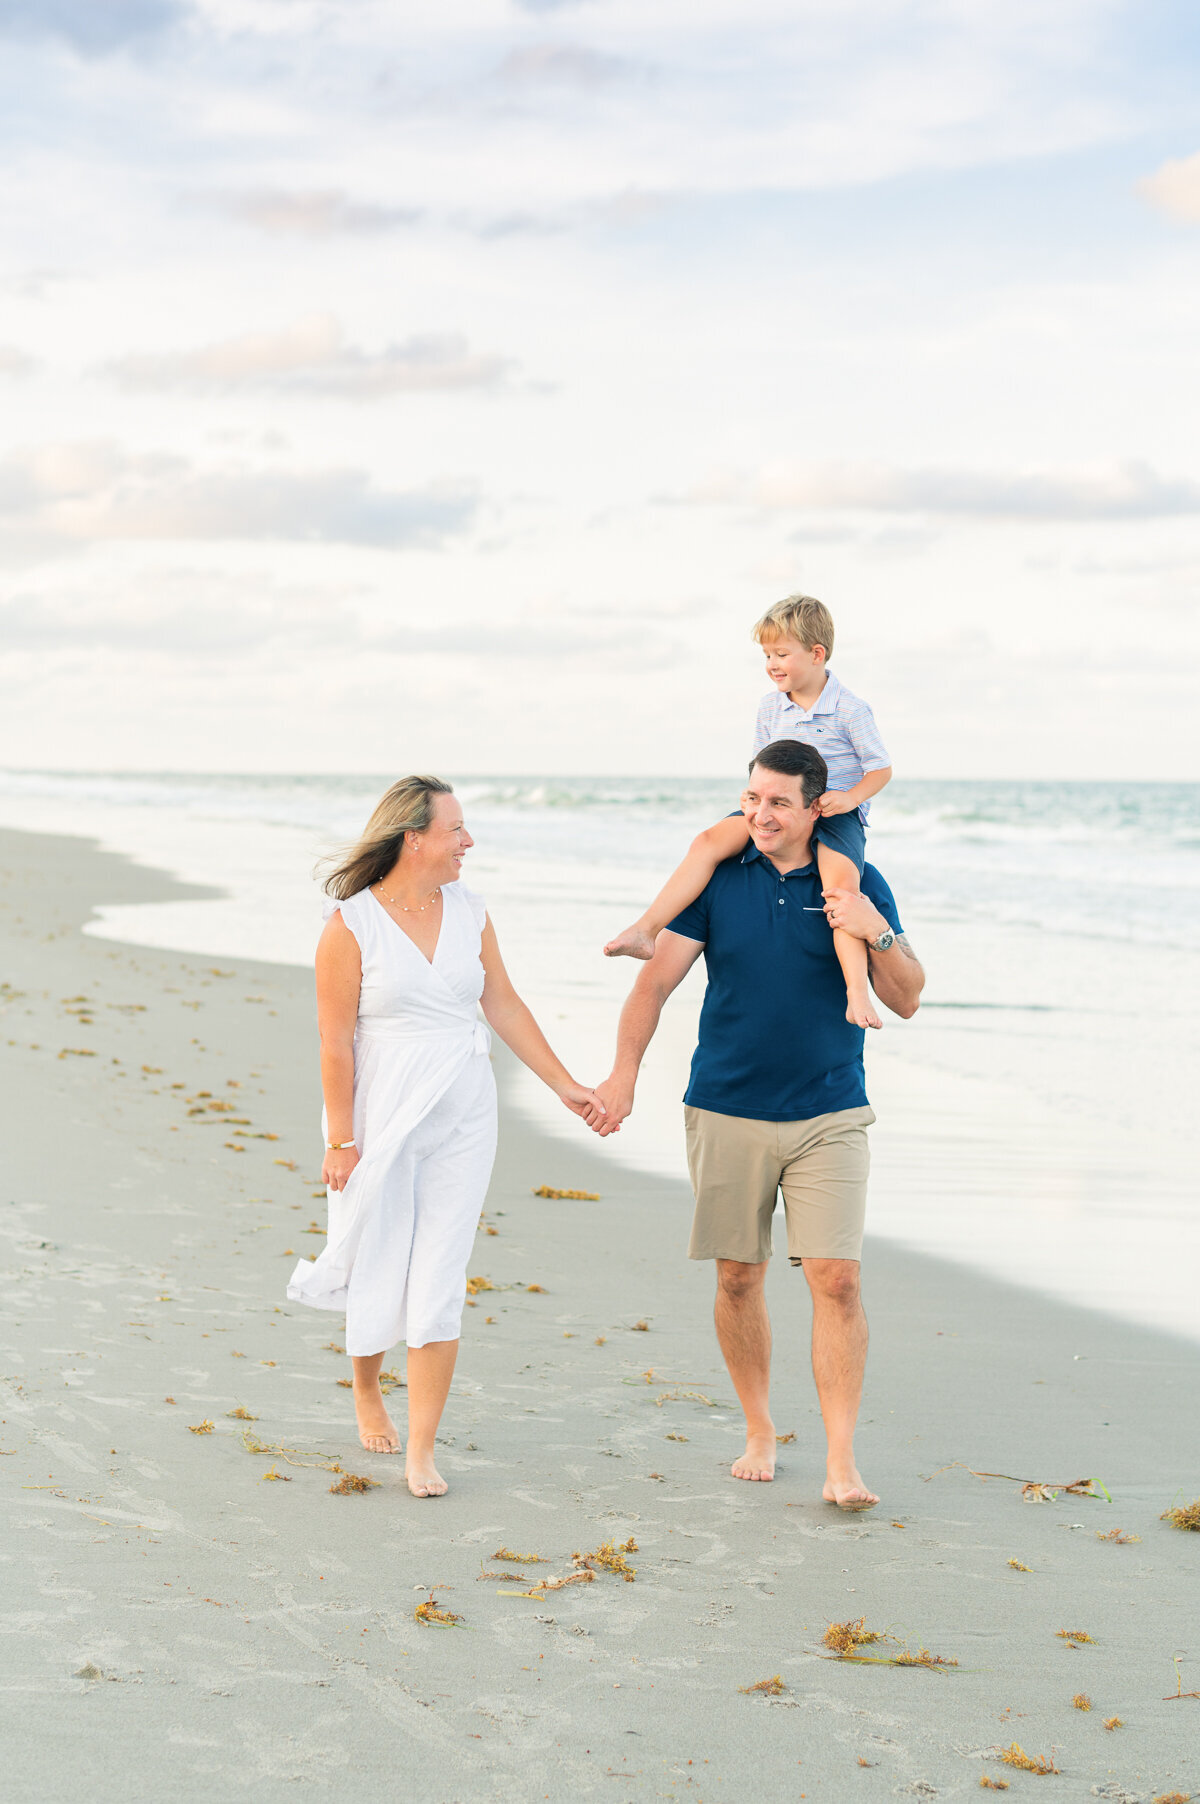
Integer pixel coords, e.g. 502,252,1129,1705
813,809,866,875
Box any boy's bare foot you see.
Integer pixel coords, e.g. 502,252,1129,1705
846,993,883,1030
352,1378,400,1454
405,1451,448,1498
732,1431,777,1482
823,1467,878,1511
603,924,657,960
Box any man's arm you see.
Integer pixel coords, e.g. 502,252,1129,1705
821,886,924,1020
593,930,705,1134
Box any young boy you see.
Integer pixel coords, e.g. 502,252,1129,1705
604,594,893,1028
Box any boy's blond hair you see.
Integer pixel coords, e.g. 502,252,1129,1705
752,593,835,661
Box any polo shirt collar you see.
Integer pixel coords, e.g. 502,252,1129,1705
741,842,816,877
782,670,842,719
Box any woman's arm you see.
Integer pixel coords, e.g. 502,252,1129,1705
315,912,363,1190
604,811,750,958
479,916,606,1125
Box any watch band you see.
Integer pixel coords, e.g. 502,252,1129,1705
868,926,896,953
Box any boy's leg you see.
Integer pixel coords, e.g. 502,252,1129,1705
816,840,880,1029
801,1257,878,1510
605,813,751,958
714,1259,777,1480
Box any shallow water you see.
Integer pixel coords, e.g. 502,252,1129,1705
1,768,1196,1342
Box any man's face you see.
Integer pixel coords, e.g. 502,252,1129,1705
741,764,819,864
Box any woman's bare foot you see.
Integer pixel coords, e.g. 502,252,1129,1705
603,924,658,960
846,992,883,1030
823,1467,878,1511
405,1450,448,1498
352,1378,400,1454
732,1431,777,1482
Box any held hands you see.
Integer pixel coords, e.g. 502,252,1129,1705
322,1146,361,1192
822,887,888,942
557,1082,614,1132
590,1074,634,1137
816,789,857,817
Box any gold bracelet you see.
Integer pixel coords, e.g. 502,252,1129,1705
325,1139,356,1150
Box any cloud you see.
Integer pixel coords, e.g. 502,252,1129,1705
1138,150,1200,224
0,0,189,55
0,441,478,546
496,43,634,89
103,313,513,399
686,460,1200,521
0,345,37,376
210,189,422,237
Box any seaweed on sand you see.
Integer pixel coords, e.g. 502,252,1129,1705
1056,1629,1094,1644
932,1463,1110,1504
414,1590,464,1627
821,1619,957,1670
1096,1528,1140,1543
978,1780,1010,1791
1161,1497,1200,1531
500,1570,597,1598
492,1547,547,1564
573,1537,638,1581
240,1430,343,1471
1164,1657,1200,1701
739,1675,787,1696
998,1743,1060,1774
823,1618,884,1656
187,1421,214,1434
1072,1693,1092,1711
329,1473,379,1494
532,1186,600,1200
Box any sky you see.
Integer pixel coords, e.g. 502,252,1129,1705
1,0,1198,779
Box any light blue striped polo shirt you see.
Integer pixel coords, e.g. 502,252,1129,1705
752,672,890,821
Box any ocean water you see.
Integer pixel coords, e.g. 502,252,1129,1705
1,767,1197,1342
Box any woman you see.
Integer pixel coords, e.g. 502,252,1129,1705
287,775,604,1497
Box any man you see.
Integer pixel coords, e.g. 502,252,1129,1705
594,739,924,1509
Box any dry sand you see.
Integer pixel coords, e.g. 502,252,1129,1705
1,825,1197,1803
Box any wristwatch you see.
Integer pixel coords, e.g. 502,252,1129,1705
868,925,896,953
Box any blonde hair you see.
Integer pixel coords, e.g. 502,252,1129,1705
752,593,835,662
321,775,454,901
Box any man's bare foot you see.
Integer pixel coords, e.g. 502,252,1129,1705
732,1431,777,1482
405,1451,448,1498
603,924,657,960
846,992,883,1030
352,1379,400,1454
823,1468,879,1511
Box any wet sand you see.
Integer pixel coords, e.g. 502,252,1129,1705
1,826,1197,1802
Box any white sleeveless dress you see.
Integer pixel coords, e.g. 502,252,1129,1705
286,881,498,1356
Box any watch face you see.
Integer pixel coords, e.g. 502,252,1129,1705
875,929,895,950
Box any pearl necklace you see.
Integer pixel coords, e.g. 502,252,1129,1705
375,881,441,914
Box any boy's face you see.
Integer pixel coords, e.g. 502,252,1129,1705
761,634,825,694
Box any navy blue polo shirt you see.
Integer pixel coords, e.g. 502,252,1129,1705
667,846,902,1122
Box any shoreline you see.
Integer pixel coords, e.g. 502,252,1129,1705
2,797,1194,1346
1,824,1197,1801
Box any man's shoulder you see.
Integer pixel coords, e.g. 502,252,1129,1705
861,861,899,917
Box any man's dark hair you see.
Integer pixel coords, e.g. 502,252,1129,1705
748,738,828,807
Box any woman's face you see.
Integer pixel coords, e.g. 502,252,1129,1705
410,790,474,884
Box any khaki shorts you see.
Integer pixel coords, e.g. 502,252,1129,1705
684,1104,875,1265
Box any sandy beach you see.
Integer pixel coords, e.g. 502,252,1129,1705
2,824,1198,1804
